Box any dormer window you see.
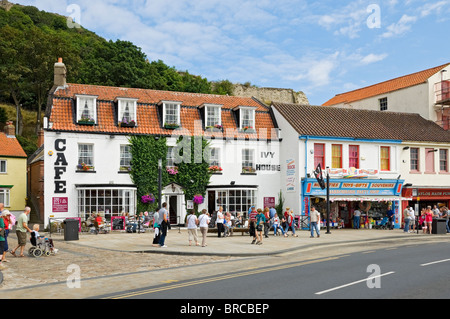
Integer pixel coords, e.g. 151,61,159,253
200,103,223,130
76,95,97,125
237,106,256,132
161,101,181,129
117,98,138,127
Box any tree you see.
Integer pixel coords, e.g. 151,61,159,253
0,25,31,136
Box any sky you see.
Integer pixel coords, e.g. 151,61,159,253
13,0,450,105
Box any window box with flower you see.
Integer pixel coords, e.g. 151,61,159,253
205,124,223,132
164,122,180,130
118,119,136,128
76,162,95,172
208,165,223,174
241,166,256,174
77,117,96,125
241,126,255,133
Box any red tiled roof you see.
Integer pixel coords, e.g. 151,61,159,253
48,84,277,140
0,133,27,158
323,63,450,106
272,102,450,143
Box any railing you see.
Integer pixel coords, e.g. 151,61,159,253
435,118,450,130
435,80,450,104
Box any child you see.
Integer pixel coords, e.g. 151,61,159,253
32,224,58,254
273,215,285,236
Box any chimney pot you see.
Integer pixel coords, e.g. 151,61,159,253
3,121,15,136
54,58,67,87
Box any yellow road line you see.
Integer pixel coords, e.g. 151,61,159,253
105,256,341,299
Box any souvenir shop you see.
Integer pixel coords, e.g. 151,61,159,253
301,177,407,229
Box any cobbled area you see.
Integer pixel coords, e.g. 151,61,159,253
0,233,231,290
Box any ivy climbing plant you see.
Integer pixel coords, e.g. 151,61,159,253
129,135,212,213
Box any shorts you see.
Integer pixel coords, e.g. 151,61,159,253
256,224,263,232
16,231,27,246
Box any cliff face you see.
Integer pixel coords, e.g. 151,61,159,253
0,0,14,11
232,84,309,105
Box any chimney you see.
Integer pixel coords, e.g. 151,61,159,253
54,57,67,87
3,121,15,136
37,129,44,147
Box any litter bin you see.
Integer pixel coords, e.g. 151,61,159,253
432,218,447,234
64,219,79,241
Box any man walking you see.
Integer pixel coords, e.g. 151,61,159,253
11,207,32,257
403,206,411,233
158,202,169,248
353,208,361,229
310,206,320,238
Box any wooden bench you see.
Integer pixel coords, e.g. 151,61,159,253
207,227,250,236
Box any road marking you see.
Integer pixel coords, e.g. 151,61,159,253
104,256,343,299
315,272,395,295
362,250,376,254
420,259,450,267
162,280,179,284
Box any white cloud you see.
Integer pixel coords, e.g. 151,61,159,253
381,14,417,38
419,1,449,17
360,53,388,65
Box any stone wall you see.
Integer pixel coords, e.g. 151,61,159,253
232,84,309,105
0,0,14,11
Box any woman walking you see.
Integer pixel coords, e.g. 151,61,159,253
255,208,266,245
186,210,200,246
285,210,298,237
198,209,210,247
1,210,12,263
425,206,433,234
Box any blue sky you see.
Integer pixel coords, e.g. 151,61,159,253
14,0,450,105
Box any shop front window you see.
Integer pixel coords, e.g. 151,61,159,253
214,189,256,215
77,188,136,222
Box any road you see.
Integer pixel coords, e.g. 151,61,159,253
96,241,450,300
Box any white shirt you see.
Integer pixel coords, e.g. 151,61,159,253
310,209,320,223
216,211,224,223
198,214,210,228
186,214,198,229
354,210,361,217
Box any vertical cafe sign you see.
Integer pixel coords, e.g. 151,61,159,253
53,139,68,213
286,159,296,193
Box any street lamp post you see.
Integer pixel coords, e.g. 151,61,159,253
158,158,162,210
326,166,331,235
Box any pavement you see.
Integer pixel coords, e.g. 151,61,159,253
1,226,449,298
51,225,450,257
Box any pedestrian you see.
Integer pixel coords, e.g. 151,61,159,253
353,208,361,229
215,206,225,238
403,206,411,233
272,214,285,236
442,206,449,233
152,211,161,247
255,208,266,245
263,207,271,238
285,210,298,237
409,206,416,232
186,210,199,246
198,209,210,247
1,210,12,262
11,207,33,257
158,202,169,248
310,206,320,238
432,205,440,218
0,214,5,269
425,206,433,234
419,209,427,233
249,206,258,244
387,206,395,230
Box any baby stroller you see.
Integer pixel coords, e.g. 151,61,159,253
29,232,55,257
376,217,389,230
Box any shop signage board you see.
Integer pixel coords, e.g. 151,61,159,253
52,197,69,213
303,178,404,197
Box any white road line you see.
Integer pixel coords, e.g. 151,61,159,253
315,272,395,295
420,259,450,267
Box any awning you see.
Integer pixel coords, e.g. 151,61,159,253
314,195,412,202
